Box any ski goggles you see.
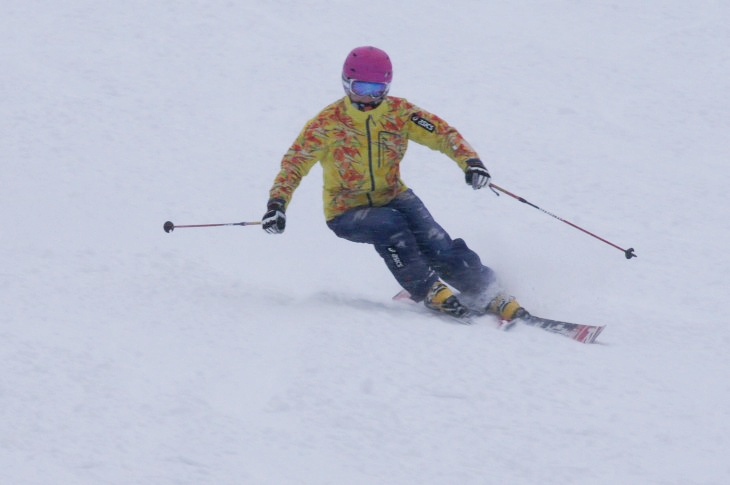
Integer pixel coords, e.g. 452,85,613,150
342,76,390,98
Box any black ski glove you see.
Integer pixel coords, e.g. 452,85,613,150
464,158,491,190
262,198,286,234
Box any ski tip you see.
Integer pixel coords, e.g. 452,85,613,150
576,325,606,344
393,289,415,302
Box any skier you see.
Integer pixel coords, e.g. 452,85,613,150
262,45,523,320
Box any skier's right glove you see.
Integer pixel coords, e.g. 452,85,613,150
262,198,286,234
464,158,491,190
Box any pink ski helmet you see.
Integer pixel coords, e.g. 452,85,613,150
342,46,393,83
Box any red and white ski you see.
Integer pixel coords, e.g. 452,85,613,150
393,289,605,344
513,314,605,344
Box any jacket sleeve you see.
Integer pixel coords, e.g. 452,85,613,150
402,101,480,171
268,117,326,209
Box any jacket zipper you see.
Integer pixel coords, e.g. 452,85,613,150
366,114,376,205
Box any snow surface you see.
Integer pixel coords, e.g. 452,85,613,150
2,1,729,484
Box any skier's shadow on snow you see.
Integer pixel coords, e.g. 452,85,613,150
303,291,421,316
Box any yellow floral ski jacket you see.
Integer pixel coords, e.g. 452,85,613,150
268,96,480,221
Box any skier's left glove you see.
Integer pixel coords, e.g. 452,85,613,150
464,159,491,190
262,198,286,234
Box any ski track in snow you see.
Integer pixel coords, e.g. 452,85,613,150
2,1,729,484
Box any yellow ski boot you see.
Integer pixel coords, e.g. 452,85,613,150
424,280,469,318
487,294,528,321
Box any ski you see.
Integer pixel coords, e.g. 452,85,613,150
393,289,605,344
468,307,605,343
496,318,518,331
513,314,605,344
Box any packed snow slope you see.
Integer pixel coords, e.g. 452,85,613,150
2,1,729,484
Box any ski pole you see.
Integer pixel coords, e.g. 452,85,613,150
489,183,637,259
163,220,261,233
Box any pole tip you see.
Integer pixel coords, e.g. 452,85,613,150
625,248,637,259
163,221,175,233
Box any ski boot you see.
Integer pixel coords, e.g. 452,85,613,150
424,280,469,318
486,294,529,321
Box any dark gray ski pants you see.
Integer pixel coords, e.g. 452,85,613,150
326,189,495,301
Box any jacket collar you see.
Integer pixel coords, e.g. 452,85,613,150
343,96,389,122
